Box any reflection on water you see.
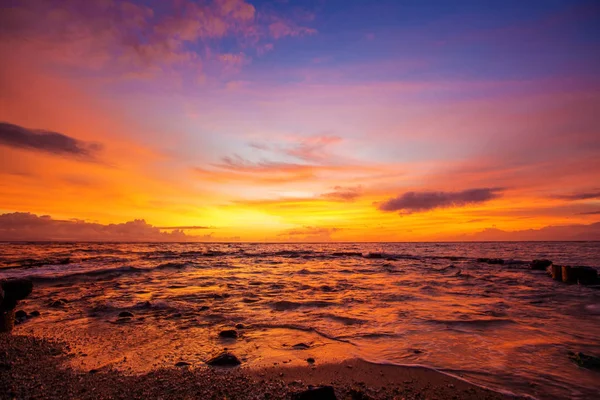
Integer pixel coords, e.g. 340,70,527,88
1,242,599,399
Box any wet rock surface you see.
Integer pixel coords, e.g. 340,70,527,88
292,386,337,400
206,352,242,367
568,352,600,370
218,329,238,339
530,259,552,270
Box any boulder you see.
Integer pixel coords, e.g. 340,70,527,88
568,352,600,370
306,357,315,364
118,311,134,318
531,259,552,270
175,361,191,367
15,310,27,320
562,266,599,284
49,300,66,308
218,329,238,339
551,265,562,281
292,386,337,400
29,311,40,317
206,352,241,367
0,279,33,310
365,253,383,259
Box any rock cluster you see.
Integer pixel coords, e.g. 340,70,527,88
0,279,33,332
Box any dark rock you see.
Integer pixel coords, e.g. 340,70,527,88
530,259,552,270
365,253,383,259
568,352,600,370
175,361,191,367
118,311,134,318
562,266,599,284
551,264,562,280
235,323,245,329
292,343,310,350
218,329,238,339
15,310,27,319
0,279,33,310
49,300,66,308
477,258,504,265
349,389,373,400
89,369,99,374
198,305,210,311
307,357,315,364
292,386,337,400
206,352,241,367
29,310,40,317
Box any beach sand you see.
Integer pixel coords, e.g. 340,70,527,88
0,334,518,400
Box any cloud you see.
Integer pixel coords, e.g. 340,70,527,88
277,226,340,241
463,222,600,241
578,211,600,215
249,135,342,163
156,225,212,230
0,0,316,77
554,191,600,200
0,212,196,242
378,188,503,214
321,186,362,202
0,122,102,160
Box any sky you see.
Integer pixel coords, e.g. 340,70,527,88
0,0,599,242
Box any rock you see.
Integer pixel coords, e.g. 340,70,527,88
292,343,310,350
49,300,66,308
0,279,33,310
15,310,27,320
531,259,552,270
477,258,504,265
562,266,599,284
365,253,383,259
568,351,600,370
0,309,15,332
306,357,315,364
235,323,245,329
206,352,241,367
1,279,33,301
218,329,238,339
29,310,40,317
349,389,372,400
292,386,337,400
551,264,562,281
118,311,134,318
175,361,191,367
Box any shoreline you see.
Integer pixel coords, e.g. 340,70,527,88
0,334,519,399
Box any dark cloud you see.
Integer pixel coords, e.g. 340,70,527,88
554,191,600,201
321,186,362,202
463,222,600,241
0,213,193,242
156,226,212,230
378,188,503,213
0,122,102,160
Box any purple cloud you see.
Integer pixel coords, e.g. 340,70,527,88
554,191,600,201
0,122,101,160
378,188,503,213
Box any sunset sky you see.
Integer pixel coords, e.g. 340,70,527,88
1,0,599,241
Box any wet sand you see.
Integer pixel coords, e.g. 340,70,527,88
1,334,518,400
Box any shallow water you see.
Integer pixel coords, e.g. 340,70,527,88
1,242,599,399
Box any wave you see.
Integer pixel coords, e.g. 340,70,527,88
270,300,338,311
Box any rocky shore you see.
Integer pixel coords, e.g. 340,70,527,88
0,334,516,400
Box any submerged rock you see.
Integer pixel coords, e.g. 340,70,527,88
477,258,504,265
365,253,383,259
218,329,238,339
235,323,245,329
29,310,40,317
206,352,241,367
49,300,66,308
530,259,552,270
118,311,134,318
306,357,315,364
568,351,600,370
292,343,310,350
292,386,337,400
175,361,191,367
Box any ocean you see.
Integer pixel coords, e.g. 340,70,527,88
1,242,599,399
